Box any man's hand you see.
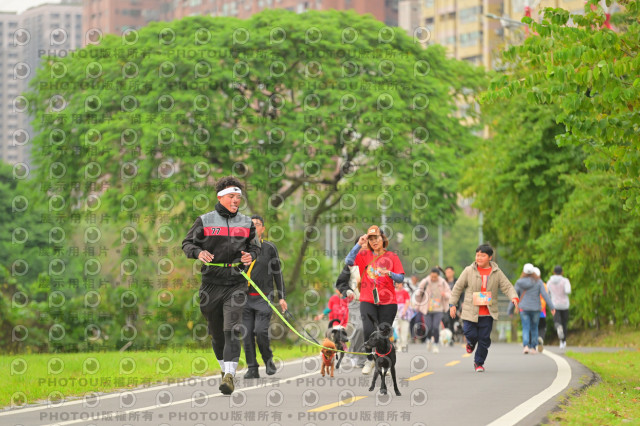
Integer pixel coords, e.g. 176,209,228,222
279,299,288,313
449,306,457,319
240,251,253,265
198,250,214,263
551,309,556,316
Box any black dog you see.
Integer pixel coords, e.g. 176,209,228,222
326,319,349,370
364,315,401,396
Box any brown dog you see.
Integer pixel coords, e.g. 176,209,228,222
320,338,337,377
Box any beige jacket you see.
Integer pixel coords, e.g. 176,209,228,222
450,261,517,322
414,276,451,314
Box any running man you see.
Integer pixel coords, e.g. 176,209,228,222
182,176,260,395
243,214,287,379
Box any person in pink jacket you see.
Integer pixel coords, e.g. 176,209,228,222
415,268,451,353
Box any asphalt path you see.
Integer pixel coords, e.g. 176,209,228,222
1,342,595,426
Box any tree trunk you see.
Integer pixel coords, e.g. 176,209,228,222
287,189,342,294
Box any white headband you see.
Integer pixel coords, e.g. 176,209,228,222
217,187,242,197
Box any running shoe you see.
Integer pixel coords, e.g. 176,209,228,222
219,373,235,395
362,360,375,375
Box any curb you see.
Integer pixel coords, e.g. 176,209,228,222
538,354,600,425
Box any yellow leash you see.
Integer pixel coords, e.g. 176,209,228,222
203,262,370,356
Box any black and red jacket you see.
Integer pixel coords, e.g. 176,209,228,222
182,203,261,289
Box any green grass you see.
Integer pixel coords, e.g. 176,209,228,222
546,350,640,425
562,325,640,348
1,342,315,408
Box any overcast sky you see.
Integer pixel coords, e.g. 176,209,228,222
1,0,62,14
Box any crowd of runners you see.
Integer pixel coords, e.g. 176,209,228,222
182,176,571,394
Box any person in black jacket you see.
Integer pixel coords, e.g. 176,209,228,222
182,176,260,395
243,214,288,379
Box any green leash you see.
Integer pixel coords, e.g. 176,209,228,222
203,262,371,356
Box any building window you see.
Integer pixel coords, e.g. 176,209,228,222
511,0,524,13
459,30,482,47
460,6,482,23
425,17,434,25
463,55,482,64
424,0,434,7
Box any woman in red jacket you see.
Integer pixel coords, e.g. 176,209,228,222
345,225,405,375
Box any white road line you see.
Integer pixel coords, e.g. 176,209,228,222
46,370,318,426
487,350,572,426
0,359,305,418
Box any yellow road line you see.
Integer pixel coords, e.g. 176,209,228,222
404,371,434,381
445,360,460,367
462,353,472,358
308,396,368,412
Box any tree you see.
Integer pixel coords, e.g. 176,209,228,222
25,10,485,293
463,94,586,264
483,0,640,213
534,171,640,327
471,0,640,327
0,162,49,283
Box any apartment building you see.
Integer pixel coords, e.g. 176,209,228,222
0,12,22,164
84,0,399,39
83,0,159,36
0,1,82,166
399,0,615,69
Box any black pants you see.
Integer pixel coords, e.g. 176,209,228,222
554,309,569,343
463,316,493,366
360,302,397,360
199,282,246,363
538,316,547,341
243,295,273,369
442,312,455,336
410,312,427,342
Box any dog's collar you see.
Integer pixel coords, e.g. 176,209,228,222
375,344,393,357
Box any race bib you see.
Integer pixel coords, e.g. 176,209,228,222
428,297,442,312
473,291,492,306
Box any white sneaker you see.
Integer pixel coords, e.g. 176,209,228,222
361,360,375,375
432,345,439,353
560,341,566,349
